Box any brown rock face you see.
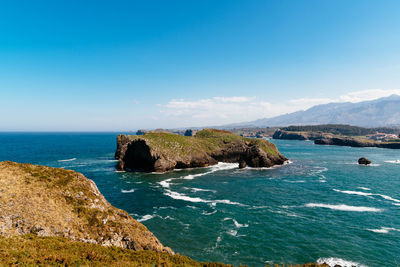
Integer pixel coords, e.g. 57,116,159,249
0,161,173,254
358,157,371,165
115,129,287,172
238,161,247,169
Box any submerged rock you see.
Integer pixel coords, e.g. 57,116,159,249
358,157,371,165
115,129,287,172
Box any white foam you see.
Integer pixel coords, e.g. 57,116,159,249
223,218,249,228
317,257,368,267
305,203,382,212
188,187,217,193
333,189,373,197
157,162,237,188
137,214,154,222
202,210,217,216
121,189,135,193
164,189,244,206
227,229,238,236
334,189,400,204
385,160,400,164
182,162,238,180
58,158,76,162
358,187,371,191
367,227,400,234
379,194,400,203
233,219,248,228
159,178,174,188
164,190,207,203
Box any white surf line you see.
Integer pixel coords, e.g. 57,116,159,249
333,189,400,204
385,160,400,164
317,257,368,267
57,158,77,162
305,203,383,212
121,189,135,193
357,187,371,191
223,217,249,228
158,162,237,188
164,189,245,206
366,227,400,234
136,214,155,222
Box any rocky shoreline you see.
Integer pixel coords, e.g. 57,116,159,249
115,129,287,172
314,137,400,149
272,130,334,141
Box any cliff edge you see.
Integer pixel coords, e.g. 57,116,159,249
115,129,287,172
0,161,172,254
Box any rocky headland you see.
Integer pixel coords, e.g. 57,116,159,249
314,137,400,149
0,161,172,253
273,130,334,141
115,129,287,172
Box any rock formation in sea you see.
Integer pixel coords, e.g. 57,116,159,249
358,157,371,165
0,161,172,254
115,129,287,172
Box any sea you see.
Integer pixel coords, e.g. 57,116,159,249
0,132,399,267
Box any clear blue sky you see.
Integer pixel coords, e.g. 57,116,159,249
1,0,400,131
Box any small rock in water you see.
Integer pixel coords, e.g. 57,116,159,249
358,157,371,165
238,161,247,169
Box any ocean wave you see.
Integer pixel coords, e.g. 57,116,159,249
158,178,174,188
121,189,135,193
57,158,76,162
367,227,400,234
186,187,217,193
333,189,400,204
248,160,292,170
385,160,400,164
202,210,217,216
182,162,238,180
305,203,382,212
164,189,244,206
357,187,371,191
158,162,237,188
317,257,367,267
223,218,248,228
333,189,373,197
284,180,306,183
137,214,154,222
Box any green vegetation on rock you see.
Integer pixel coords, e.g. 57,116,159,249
116,129,287,172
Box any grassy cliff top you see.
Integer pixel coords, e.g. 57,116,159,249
128,129,279,158
0,161,171,253
0,235,232,267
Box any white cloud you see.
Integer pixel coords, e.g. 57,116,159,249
157,89,400,127
339,89,400,103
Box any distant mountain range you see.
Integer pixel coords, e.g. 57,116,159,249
226,94,400,128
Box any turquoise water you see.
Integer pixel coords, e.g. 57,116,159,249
1,133,399,267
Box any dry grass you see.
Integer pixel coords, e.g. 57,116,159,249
0,161,171,253
0,234,233,266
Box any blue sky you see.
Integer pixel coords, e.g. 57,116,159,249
1,0,400,131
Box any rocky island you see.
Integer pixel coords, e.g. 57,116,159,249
115,129,287,172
